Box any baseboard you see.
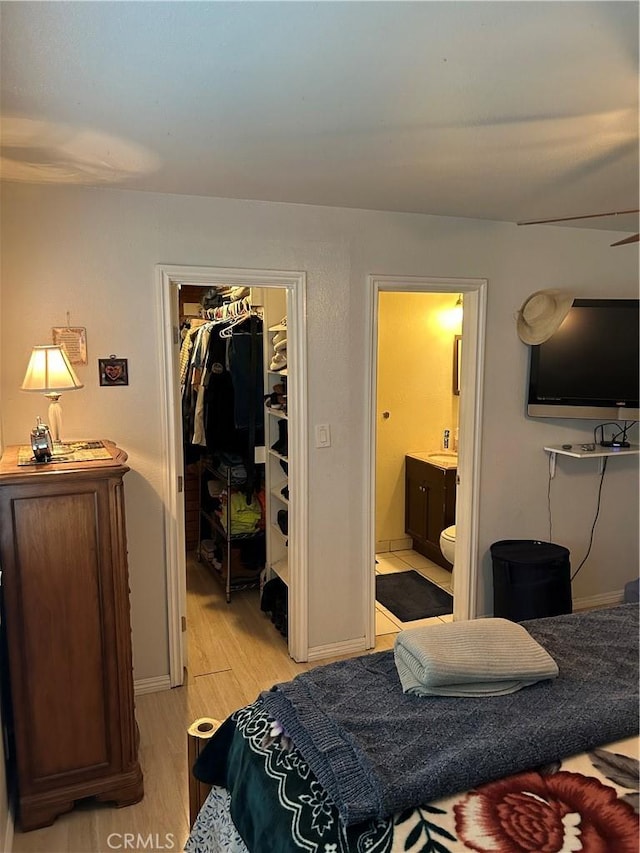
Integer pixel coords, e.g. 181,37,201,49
134,675,172,695
376,538,413,554
476,589,624,621
572,590,624,612
307,637,367,662
390,537,412,551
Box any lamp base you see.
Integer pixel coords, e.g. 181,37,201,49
46,394,63,443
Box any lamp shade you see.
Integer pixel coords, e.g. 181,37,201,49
21,345,84,392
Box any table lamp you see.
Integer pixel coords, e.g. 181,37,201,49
21,345,84,443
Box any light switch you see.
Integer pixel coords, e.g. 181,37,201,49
315,423,331,448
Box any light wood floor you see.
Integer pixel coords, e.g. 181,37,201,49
11,556,396,853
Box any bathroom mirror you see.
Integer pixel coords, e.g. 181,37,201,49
453,335,461,395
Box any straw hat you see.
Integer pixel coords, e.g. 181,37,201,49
517,289,575,345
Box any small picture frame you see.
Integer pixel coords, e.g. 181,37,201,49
453,335,462,396
98,356,129,387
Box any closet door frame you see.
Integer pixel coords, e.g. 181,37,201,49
157,264,308,685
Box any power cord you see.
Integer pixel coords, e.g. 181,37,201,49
571,457,608,581
615,420,637,445
594,420,637,448
547,462,553,542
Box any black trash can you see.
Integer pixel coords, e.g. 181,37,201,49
491,539,572,622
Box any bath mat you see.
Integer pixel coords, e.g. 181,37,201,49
376,570,452,622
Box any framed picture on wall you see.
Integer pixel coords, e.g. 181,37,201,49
98,356,129,386
453,335,462,395
52,326,88,365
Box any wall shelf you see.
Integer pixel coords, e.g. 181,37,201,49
544,443,640,477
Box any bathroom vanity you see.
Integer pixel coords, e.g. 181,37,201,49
405,452,457,569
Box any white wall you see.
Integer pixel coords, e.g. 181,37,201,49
1,183,638,681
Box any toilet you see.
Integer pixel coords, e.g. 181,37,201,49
439,525,456,568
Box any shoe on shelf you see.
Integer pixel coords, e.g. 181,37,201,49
270,351,287,371
265,392,284,410
277,509,288,536
271,420,288,455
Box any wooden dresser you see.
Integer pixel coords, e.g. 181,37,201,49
0,441,143,830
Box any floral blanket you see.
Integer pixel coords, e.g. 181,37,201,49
186,699,639,853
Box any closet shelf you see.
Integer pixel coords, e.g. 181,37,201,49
270,487,289,506
271,522,288,545
266,408,288,421
197,456,265,603
200,457,248,487
200,508,264,542
265,308,289,635
272,558,289,586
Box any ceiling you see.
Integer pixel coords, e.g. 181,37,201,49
1,1,638,233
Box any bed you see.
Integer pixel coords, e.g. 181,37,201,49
185,605,639,852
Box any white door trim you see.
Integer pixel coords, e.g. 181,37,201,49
156,264,309,686
364,275,487,645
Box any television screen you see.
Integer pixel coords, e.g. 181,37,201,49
528,299,639,419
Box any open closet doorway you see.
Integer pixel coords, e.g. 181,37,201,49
364,276,487,647
157,266,309,687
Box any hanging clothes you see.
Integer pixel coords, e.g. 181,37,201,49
228,315,264,435
192,324,212,447
180,296,265,491
203,323,240,452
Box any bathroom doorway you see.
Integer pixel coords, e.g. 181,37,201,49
375,291,459,633
364,275,487,646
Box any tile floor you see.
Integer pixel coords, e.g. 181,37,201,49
375,548,454,636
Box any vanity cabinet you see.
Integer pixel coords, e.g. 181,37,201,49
405,454,456,569
0,442,143,830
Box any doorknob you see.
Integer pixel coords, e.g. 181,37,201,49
382,411,390,419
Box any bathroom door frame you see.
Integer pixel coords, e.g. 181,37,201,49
364,275,487,644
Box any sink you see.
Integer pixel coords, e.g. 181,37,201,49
407,450,458,467
426,452,458,467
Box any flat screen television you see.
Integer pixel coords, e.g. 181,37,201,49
527,298,639,420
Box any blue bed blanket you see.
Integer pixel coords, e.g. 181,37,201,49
260,605,639,826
